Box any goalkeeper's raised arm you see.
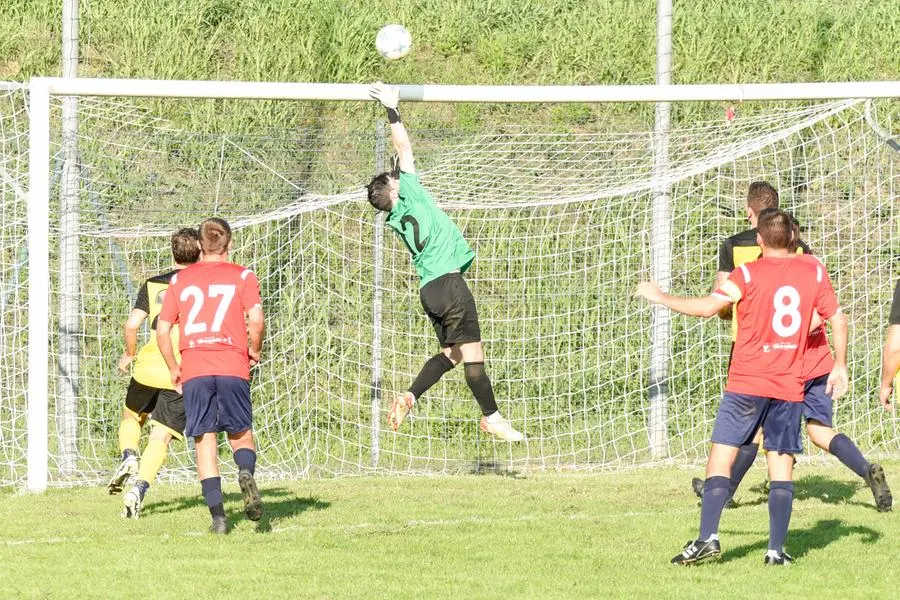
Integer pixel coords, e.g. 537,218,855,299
369,81,414,174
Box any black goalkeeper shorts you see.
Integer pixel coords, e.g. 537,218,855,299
419,272,482,347
124,378,186,440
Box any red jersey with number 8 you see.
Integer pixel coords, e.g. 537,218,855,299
159,261,262,383
713,255,840,402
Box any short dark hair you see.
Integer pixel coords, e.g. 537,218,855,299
199,217,232,255
366,173,394,212
757,209,793,250
171,227,200,265
746,181,779,214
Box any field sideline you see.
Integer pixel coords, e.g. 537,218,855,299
2,462,898,598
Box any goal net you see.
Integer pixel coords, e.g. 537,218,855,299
3,83,898,487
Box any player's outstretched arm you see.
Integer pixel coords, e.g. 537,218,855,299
156,319,181,392
118,308,147,373
369,81,414,173
825,311,849,399
247,305,265,367
635,281,730,318
881,325,900,410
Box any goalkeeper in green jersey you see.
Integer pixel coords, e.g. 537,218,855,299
366,81,523,442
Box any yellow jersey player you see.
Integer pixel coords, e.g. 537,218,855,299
108,228,200,520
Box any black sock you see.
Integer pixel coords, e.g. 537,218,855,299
200,476,226,519
699,476,731,540
464,362,499,416
234,448,257,476
135,479,150,500
727,442,759,502
768,481,794,551
828,433,869,479
409,353,455,399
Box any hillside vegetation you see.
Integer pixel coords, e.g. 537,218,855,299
1,0,898,129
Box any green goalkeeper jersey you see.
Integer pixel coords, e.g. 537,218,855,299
386,171,475,287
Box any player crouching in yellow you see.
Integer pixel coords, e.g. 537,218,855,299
108,228,200,519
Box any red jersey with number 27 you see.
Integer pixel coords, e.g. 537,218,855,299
159,261,262,383
713,255,840,402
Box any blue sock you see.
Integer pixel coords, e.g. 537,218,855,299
728,442,758,502
200,476,226,519
768,481,794,551
699,476,731,540
828,433,869,479
234,448,257,476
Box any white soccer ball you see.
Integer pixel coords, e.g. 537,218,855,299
376,24,412,61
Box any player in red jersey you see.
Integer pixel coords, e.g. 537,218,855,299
636,210,847,566
694,213,891,511
158,218,265,534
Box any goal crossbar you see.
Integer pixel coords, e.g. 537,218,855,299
32,77,900,102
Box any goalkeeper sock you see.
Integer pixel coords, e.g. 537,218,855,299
464,362,499,416
409,353,455,399
768,481,794,551
699,476,731,540
137,438,168,484
118,417,141,456
727,442,759,502
829,433,869,479
234,448,257,476
201,477,226,519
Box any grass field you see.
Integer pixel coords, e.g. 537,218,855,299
2,462,899,598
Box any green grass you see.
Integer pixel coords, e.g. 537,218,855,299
2,462,900,598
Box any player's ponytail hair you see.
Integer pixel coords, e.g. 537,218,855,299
366,173,394,212
199,217,232,255
757,209,793,250
171,227,200,265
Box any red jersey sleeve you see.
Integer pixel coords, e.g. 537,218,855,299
158,275,180,324
713,265,749,303
239,269,262,312
814,264,840,321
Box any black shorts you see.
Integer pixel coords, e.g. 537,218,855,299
419,272,482,347
124,378,185,440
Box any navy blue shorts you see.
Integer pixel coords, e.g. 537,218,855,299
183,375,252,437
802,374,833,427
711,392,803,455
763,400,804,455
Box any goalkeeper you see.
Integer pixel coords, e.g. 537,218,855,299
109,228,200,520
366,81,523,442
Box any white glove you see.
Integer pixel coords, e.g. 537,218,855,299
369,81,399,110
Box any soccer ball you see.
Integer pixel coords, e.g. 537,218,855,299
376,24,412,60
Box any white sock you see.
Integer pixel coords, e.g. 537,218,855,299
485,411,503,424
766,549,781,558
704,533,719,542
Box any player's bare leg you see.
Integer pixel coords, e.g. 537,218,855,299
672,443,738,565
807,421,892,512
196,432,228,534
123,427,173,519
228,429,262,522
108,409,145,494
453,342,524,442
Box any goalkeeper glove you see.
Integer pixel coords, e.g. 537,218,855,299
369,81,401,123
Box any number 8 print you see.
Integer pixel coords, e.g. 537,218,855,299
772,285,801,337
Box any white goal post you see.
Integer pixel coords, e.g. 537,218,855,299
22,77,900,491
